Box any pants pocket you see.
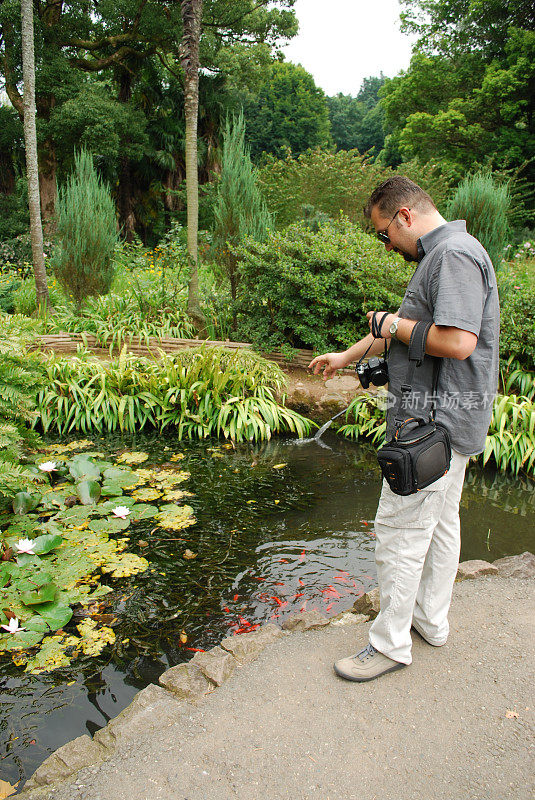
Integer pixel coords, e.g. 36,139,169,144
375,478,446,529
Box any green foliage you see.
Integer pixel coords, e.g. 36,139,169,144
258,148,454,229
501,358,535,401
232,218,413,352
13,276,67,316
244,61,332,161
497,259,535,370
446,172,511,268
55,150,118,312
36,346,312,442
483,393,535,475
212,113,272,302
0,317,46,504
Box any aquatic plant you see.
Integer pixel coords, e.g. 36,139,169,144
0,445,199,674
36,346,312,442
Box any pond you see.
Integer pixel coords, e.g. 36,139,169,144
2,431,534,792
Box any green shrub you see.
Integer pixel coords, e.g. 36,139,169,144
446,172,511,269
36,346,312,442
498,259,535,370
233,217,413,352
55,149,118,312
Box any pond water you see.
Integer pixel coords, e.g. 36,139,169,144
2,432,534,792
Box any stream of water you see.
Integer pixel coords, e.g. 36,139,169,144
2,432,534,791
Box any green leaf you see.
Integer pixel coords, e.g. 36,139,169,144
0,630,44,651
69,460,101,481
12,492,41,515
100,480,126,497
102,467,139,487
28,603,73,632
88,517,130,533
20,581,57,606
130,503,158,520
32,534,64,555
77,480,101,505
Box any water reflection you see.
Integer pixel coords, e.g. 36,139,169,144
2,431,533,791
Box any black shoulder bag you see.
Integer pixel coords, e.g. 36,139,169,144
376,321,452,496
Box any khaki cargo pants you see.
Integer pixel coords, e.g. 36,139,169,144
369,450,470,664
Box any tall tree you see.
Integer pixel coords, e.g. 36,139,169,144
180,0,205,334
20,0,48,310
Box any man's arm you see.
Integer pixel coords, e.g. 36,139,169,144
367,312,478,360
308,333,385,379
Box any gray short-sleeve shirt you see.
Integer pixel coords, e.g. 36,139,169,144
385,220,500,456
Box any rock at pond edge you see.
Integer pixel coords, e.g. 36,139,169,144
456,560,498,581
493,551,535,579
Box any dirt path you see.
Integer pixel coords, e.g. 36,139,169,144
18,575,534,800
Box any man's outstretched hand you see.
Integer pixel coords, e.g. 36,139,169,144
308,352,347,380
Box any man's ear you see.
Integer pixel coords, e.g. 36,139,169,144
398,207,412,226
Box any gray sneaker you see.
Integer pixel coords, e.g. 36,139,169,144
333,643,406,682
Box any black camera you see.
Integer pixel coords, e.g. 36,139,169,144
356,357,389,389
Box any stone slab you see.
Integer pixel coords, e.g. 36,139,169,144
93,683,184,752
457,559,499,581
24,735,105,790
219,623,285,664
159,661,214,700
493,551,535,578
282,610,330,632
352,588,380,619
190,646,236,685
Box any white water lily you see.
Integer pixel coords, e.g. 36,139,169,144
1,617,25,634
111,506,131,520
38,461,57,472
15,538,35,555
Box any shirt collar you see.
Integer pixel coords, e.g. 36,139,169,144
416,220,467,261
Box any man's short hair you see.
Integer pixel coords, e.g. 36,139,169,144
364,176,437,219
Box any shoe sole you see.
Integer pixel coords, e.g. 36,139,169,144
333,661,406,682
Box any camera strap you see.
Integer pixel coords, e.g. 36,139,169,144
395,321,441,427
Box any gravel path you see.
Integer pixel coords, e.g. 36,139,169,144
20,576,534,800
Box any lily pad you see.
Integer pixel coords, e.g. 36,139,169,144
0,630,44,652
28,602,73,632
130,503,158,521
32,534,63,556
20,581,57,606
69,460,101,481
102,468,139,488
88,517,130,534
116,451,149,465
12,492,41,515
156,504,196,531
100,481,126,497
77,480,101,505
131,487,161,502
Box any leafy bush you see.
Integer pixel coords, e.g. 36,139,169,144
55,149,118,312
446,172,511,269
498,259,535,370
233,218,413,352
36,346,312,442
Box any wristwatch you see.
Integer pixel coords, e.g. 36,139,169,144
389,317,401,338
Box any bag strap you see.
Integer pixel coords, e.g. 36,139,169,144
395,320,441,425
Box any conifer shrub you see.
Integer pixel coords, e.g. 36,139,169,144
54,149,118,313
212,113,272,304
446,172,511,269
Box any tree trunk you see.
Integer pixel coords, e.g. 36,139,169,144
38,139,57,236
180,0,206,335
116,68,137,240
20,0,49,311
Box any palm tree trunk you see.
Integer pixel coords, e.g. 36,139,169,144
180,0,206,335
21,0,49,311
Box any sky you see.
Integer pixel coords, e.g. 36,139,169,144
281,0,416,97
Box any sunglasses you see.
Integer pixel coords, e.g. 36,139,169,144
376,208,409,244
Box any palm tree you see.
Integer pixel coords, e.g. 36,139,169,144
20,0,49,311
180,0,206,335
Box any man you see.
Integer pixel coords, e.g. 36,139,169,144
309,176,500,682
